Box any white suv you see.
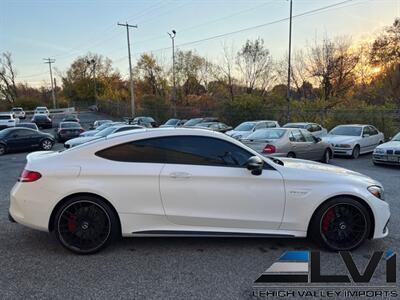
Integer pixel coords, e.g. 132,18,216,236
0,113,20,129
34,106,50,116
11,107,26,119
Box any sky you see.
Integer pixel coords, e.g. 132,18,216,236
1,0,399,88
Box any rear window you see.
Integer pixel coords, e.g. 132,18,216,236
247,129,286,140
12,108,22,111
0,115,11,120
61,123,80,128
34,115,48,119
283,123,305,129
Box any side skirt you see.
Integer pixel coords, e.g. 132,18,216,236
131,230,295,238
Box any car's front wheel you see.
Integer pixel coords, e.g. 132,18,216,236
351,145,360,159
321,149,331,163
310,198,370,251
0,144,6,156
54,196,120,254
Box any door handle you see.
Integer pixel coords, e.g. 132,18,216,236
169,172,192,179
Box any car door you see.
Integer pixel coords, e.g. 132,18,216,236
158,135,285,230
301,130,322,160
361,126,374,153
368,126,381,150
5,129,35,150
289,129,310,159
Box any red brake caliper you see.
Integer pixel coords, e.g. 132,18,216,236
322,208,335,233
67,213,77,232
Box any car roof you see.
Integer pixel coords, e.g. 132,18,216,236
335,124,368,127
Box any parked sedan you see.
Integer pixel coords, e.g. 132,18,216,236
34,106,49,116
160,118,187,128
194,122,232,133
183,117,219,127
89,119,113,130
0,113,20,129
80,122,124,137
11,107,26,119
9,128,389,254
0,127,54,155
31,114,52,129
323,124,384,159
132,116,157,127
64,125,143,148
55,122,84,142
15,123,39,130
372,132,400,166
241,128,333,163
283,122,327,138
226,120,280,139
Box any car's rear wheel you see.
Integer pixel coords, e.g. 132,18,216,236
41,139,53,150
54,196,119,254
321,149,331,163
351,145,360,159
310,198,370,251
287,152,296,158
0,144,6,156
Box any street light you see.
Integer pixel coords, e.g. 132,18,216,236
168,29,177,117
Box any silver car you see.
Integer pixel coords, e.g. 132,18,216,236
372,132,400,165
241,128,333,163
225,120,280,139
283,122,327,138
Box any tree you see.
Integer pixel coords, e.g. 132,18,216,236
135,54,166,97
215,44,237,101
236,38,274,95
0,52,18,103
370,18,400,67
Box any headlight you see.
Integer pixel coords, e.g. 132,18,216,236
374,148,384,154
338,144,352,148
368,185,384,200
234,135,242,140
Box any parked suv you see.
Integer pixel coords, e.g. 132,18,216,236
11,107,26,119
34,106,50,116
0,113,20,129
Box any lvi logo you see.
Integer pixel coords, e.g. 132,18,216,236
254,250,396,284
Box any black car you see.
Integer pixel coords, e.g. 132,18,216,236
15,123,39,130
55,122,84,142
0,128,55,155
32,114,52,129
183,117,220,127
62,114,80,123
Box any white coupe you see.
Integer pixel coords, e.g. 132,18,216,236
373,132,400,165
9,128,389,254
323,124,384,158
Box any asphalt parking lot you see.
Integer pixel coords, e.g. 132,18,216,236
0,111,399,299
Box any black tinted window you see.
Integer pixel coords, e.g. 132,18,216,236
11,129,36,137
96,136,253,167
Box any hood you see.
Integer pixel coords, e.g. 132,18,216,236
66,136,100,146
277,157,378,185
80,130,99,137
322,135,358,144
376,140,400,149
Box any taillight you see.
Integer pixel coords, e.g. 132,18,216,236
18,170,42,182
262,144,276,154
79,128,84,132
58,129,65,134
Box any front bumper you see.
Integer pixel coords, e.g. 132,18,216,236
369,196,390,239
373,154,400,165
332,147,353,156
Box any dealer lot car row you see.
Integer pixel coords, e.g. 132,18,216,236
9,128,390,254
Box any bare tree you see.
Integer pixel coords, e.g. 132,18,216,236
236,38,274,95
0,52,18,103
214,43,237,101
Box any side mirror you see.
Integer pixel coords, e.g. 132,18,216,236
363,134,370,137
314,137,321,143
246,156,264,176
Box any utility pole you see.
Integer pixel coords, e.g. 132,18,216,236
118,22,137,117
43,58,56,109
286,0,293,123
168,29,177,117
87,59,97,106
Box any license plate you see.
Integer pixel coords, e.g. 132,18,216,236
387,156,398,162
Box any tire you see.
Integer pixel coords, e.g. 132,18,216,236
351,145,360,159
287,152,296,158
54,195,119,254
40,139,53,150
309,197,370,251
0,144,6,156
321,149,331,164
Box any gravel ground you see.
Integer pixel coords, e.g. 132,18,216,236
0,112,399,299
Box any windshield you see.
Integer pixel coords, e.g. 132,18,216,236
329,126,362,136
234,122,255,131
61,122,80,128
165,119,179,125
96,122,114,131
95,126,118,137
283,123,305,129
184,118,202,126
247,129,286,140
0,115,11,120
392,133,400,141
12,108,22,111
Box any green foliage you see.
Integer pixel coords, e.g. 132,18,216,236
137,95,172,122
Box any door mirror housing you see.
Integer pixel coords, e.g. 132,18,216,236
314,136,322,143
246,156,264,176
363,133,370,137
